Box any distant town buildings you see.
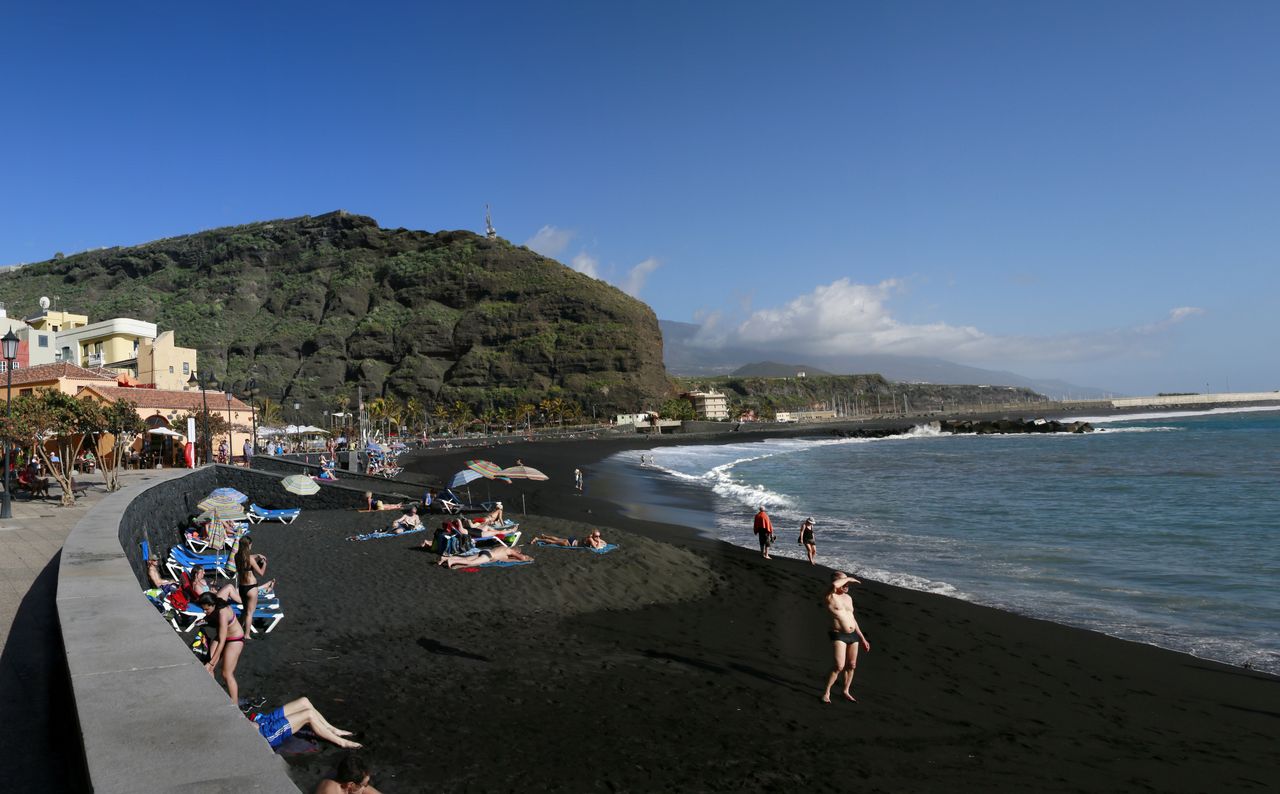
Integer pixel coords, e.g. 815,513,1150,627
0,298,253,461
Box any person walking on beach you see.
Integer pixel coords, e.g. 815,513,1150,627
821,571,871,703
798,517,817,564
574,467,583,492
753,506,774,559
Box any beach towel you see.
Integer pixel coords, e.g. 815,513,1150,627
532,541,619,554
345,525,429,542
459,559,534,570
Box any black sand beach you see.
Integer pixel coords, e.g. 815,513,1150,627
236,432,1280,792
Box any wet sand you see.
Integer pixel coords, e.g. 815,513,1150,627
234,433,1280,792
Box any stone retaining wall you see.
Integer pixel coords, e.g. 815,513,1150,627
57,468,299,793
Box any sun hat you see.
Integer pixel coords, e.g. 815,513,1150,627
804,517,815,524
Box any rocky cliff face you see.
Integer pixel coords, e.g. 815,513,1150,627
0,212,670,413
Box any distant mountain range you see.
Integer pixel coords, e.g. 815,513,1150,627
660,320,1114,400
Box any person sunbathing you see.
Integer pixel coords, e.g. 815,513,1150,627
388,506,422,534
362,492,403,511
315,753,384,794
437,545,534,568
534,530,606,549
462,517,514,538
474,502,504,525
185,565,274,604
250,696,361,751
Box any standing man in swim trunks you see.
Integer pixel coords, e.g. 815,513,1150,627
753,506,774,559
821,571,871,703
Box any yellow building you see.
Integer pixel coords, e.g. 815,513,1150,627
25,307,89,334
137,331,198,390
6,361,118,398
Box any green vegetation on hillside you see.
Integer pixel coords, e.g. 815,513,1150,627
0,212,670,415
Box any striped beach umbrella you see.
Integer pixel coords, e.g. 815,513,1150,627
198,493,245,514
207,487,249,504
465,459,504,479
281,474,320,496
499,465,549,481
499,465,549,515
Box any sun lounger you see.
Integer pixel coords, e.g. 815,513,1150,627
185,523,249,554
145,589,284,634
247,504,302,525
166,546,236,581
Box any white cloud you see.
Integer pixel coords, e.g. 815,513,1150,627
571,252,600,279
621,257,661,297
524,225,574,258
693,277,1203,365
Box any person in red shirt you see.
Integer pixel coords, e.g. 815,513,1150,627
752,506,774,559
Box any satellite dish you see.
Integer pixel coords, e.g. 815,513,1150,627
39,296,50,310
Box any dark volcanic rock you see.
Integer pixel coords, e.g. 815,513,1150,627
0,212,670,413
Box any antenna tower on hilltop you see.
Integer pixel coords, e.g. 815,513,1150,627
484,204,497,239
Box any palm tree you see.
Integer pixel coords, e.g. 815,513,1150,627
365,397,387,440
450,400,474,436
432,403,449,433
258,397,284,427
405,396,424,435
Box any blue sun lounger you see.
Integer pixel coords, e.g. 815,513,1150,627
166,546,235,581
247,504,301,525
145,589,285,634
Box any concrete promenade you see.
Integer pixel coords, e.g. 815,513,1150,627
0,469,151,791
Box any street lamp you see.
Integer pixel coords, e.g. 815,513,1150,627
187,370,218,465
1,329,19,519
292,401,301,453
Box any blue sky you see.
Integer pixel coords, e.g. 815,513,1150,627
2,1,1277,394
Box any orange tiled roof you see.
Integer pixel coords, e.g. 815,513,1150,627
78,385,253,412
9,361,118,386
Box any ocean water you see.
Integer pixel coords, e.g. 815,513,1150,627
607,407,1280,674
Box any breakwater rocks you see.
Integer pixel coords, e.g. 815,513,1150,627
938,418,1094,434
829,418,1094,439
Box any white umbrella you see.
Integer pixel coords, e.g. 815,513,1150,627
147,427,186,438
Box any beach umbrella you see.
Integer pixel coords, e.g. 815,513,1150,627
198,493,245,514
465,459,504,478
499,465,549,481
449,468,486,503
282,474,320,496
197,503,248,523
207,487,248,504
499,465,550,514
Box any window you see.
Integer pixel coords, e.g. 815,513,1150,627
0,362,6,372
19,388,32,396
38,335,48,348
183,362,190,374
169,365,174,373
10,362,17,370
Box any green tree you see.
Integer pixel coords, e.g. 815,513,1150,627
3,391,104,505
95,399,145,492
660,398,695,422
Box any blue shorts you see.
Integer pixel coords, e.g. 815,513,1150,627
254,708,292,749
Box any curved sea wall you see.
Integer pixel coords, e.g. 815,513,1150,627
56,468,299,793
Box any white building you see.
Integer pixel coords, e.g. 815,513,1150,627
682,390,729,420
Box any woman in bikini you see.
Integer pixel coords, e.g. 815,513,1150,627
234,536,268,637
185,565,274,605
197,592,245,704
